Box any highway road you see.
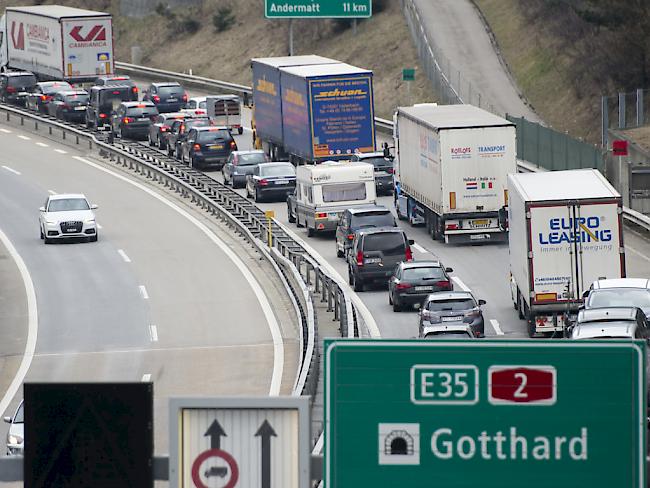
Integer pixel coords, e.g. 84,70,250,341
0,124,299,456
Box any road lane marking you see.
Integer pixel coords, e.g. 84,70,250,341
117,249,131,263
54,149,67,154
139,285,149,300
0,128,12,133
2,166,21,175
490,319,504,335
48,190,57,195
72,155,284,395
17,135,30,140
36,142,49,148
627,245,650,263
452,276,471,292
149,325,158,342
412,242,428,253
0,226,38,418
141,373,151,382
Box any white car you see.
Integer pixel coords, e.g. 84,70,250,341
4,400,23,456
183,96,207,116
39,193,98,243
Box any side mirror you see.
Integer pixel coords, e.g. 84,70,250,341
39,206,45,212
445,267,453,273
90,204,98,210
3,416,11,423
408,239,415,245
478,299,486,306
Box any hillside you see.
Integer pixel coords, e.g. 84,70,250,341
0,0,435,118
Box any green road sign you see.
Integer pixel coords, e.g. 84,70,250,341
325,339,646,488
265,0,372,18
402,68,415,82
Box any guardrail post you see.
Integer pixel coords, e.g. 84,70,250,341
326,279,333,312
333,290,339,320
34,121,38,130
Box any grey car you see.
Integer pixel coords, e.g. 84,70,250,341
419,291,486,338
4,400,23,456
571,307,649,339
223,150,269,188
420,323,475,339
335,206,396,258
388,260,453,312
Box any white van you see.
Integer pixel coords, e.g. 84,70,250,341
294,161,376,236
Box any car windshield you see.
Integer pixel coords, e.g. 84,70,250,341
100,89,130,104
363,233,405,255
361,156,391,168
198,101,206,109
588,289,650,308
351,211,394,229
104,78,132,87
48,198,90,212
63,93,89,103
238,153,268,166
159,86,184,96
427,298,476,311
14,403,23,423
403,267,445,280
126,107,158,117
186,119,210,130
8,75,36,87
322,182,367,202
260,164,295,176
197,130,230,142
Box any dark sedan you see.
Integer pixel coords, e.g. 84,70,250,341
47,90,89,122
111,101,159,140
419,291,486,338
389,260,453,311
143,82,188,113
180,126,237,170
246,162,296,202
26,81,72,113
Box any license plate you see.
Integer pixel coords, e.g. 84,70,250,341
365,257,381,264
74,106,85,111
472,219,488,226
415,286,433,292
470,233,489,240
138,117,148,121
275,179,288,185
65,228,77,233
441,316,462,322
167,98,177,102
208,145,223,150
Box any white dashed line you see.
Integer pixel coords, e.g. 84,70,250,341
0,128,11,133
139,285,149,300
149,325,158,342
117,249,131,263
627,245,650,263
17,135,30,140
54,149,67,154
490,319,504,335
412,242,428,254
35,142,49,148
452,276,471,292
2,166,21,175
48,190,57,195
141,373,151,382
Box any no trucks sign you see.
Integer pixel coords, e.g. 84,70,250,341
324,339,646,488
265,0,371,18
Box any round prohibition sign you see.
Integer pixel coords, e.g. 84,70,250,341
191,448,239,488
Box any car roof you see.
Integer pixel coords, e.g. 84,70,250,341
421,323,473,334
578,307,641,323
152,82,182,87
4,71,34,77
93,85,132,91
348,205,390,215
572,322,636,339
233,150,265,155
38,81,70,86
160,112,188,118
60,90,88,95
401,260,443,269
354,151,385,158
592,278,650,290
48,193,87,200
426,291,473,301
357,226,404,236
98,75,131,80
122,101,155,107
190,96,207,102
194,126,229,131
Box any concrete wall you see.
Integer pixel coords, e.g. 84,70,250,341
120,0,203,18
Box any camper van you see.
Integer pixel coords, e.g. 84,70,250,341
206,95,242,134
291,161,376,237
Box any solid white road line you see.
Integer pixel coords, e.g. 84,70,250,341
117,249,131,263
2,166,21,175
149,325,158,342
54,149,67,154
35,142,49,148
452,276,471,292
72,156,284,395
48,190,57,195
17,135,30,140
627,245,650,263
0,226,38,417
0,128,11,133
139,285,149,300
490,319,504,336
412,242,428,254
141,373,151,382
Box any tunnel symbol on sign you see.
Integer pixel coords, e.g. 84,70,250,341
378,423,420,465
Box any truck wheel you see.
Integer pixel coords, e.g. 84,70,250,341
296,214,304,228
353,274,364,292
527,319,536,338
517,290,526,320
336,243,344,258
238,127,243,135
307,226,315,237
287,206,296,223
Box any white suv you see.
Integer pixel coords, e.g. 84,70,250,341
39,193,98,243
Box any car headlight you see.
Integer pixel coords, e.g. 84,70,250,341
45,220,57,225
85,218,95,224
8,434,23,445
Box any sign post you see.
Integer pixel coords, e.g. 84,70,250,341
325,339,646,488
265,210,275,248
402,68,415,105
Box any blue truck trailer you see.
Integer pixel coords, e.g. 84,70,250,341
252,57,376,164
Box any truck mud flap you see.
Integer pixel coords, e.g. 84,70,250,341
444,231,508,245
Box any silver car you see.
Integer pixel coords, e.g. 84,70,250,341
4,400,23,456
420,323,475,339
571,307,649,339
584,278,650,321
39,193,98,243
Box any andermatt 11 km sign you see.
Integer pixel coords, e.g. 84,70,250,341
265,0,371,18
325,340,646,488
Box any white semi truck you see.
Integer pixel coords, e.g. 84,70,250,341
508,169,626,337
0,5,114,82
393,104,516,244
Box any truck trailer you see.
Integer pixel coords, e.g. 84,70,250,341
0,5,114,82
508,169,626,337
252,56,376,164
393,104,516,244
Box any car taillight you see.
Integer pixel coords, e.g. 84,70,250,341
405,246,413,262
182,93,188,102
132,86,138,93
387,167,394,174
316,212,328,219
61,104,69,109
421,310,439,323
259,179,269,186
99,113,107,118
40,95,47,101
446,223,458,231
123,117,134,124
465,308,481,319
193,144,201,151
160,126,168,132
432,280,450,288
347,233,355,240
230,141,237,149
153,95,160,103
356,251,364,267
396,283,412,290
6,87,16,93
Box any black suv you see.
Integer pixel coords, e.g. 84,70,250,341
335,205,397,258
179,126,237,170
347,227,413,292
388,260,454,312
143,82,187,113
93,75,139,100
86,85,134,129
0,71,37,106
166,117,210,158
111,101,159,140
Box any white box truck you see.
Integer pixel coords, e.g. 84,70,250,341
393,104,516,243
0,5,114,82
508,169,626,337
